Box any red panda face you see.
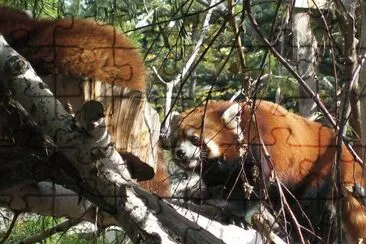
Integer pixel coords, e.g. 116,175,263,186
169,102,245,169
173,126,221,169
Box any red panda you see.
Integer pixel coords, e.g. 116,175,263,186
0,6,170,197
163,100,366,242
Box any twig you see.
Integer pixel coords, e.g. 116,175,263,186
252,213,286,244
159,0,219,128
158,0,216,135
151,66,167,85
20,218,83,244
227,0,248,94
1,211,20,243
174,0,215,87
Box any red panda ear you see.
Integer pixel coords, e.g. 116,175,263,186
222,103,241,129
170,111,182,126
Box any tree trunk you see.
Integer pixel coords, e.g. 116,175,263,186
292,10,318,117
83,81,160,181
358,0,366,187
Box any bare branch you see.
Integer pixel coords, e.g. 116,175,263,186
20,218,83,244
0,210,20,243
172,0,215,87
227,0,248,94
152,66,167,85
160,0,216,132
252,213,285,244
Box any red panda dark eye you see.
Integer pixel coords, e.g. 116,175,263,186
190,135,200,146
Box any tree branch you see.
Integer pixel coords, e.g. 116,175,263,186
0,210,19,243
227,0,248,94
159,0,216,134
20,218,83,244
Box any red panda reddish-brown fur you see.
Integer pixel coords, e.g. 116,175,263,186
175,100,366,242
0,6,145,91
138,149,170,197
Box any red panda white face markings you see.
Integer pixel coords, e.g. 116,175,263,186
174,128,221,169
174,138,201,168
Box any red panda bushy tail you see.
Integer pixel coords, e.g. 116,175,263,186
341,187,366,242
0,6,145,91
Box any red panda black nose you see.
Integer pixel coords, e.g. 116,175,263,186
175,148,186,159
